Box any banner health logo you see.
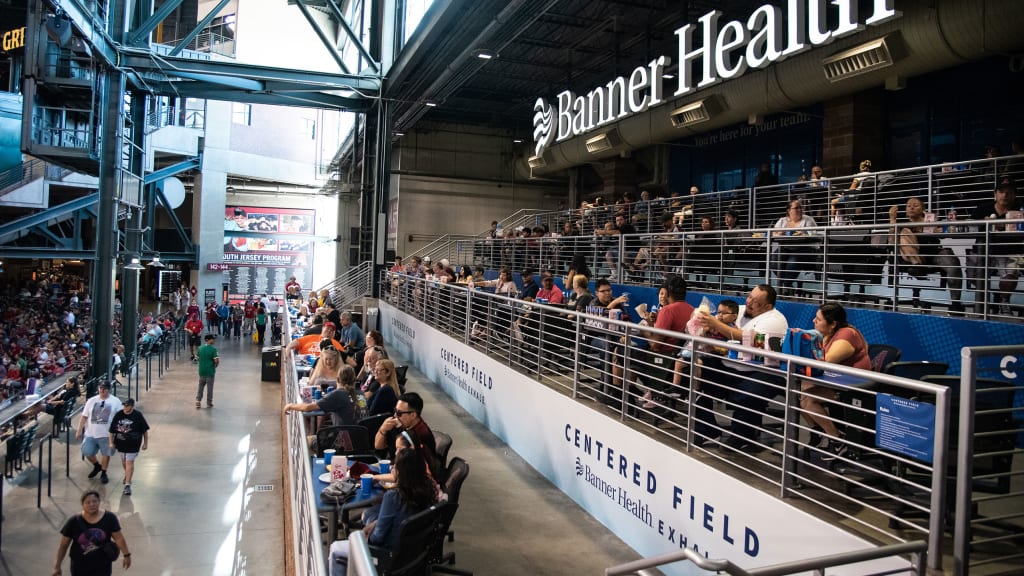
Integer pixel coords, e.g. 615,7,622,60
532,98,554,157
440,347,492,406
564,422,759,558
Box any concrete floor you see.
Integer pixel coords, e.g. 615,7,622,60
0,334,642,576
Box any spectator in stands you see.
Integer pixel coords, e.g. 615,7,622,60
888,197,965,313
477,268,518,297
519,270,539,301
328,448,438,576
968,176,1023,315
357,345,385,402
772,199,818,295
373,391,440,479
641,276,693,407
695,284,789,450
367,359,401,416
847,159,874,218
284,361,358,426
288,321,344,356
456,265,473,285
353,330,387,372
338,312,365,358
597,212,638,281
565,274,593,312
804,302,870,460
285,276,301,298
320,301,342,327
536,273,564,304
565,253,592,293
688,216,719,289
754,162,778,188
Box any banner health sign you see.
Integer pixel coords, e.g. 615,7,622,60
532,0,898,157
379,301,908,575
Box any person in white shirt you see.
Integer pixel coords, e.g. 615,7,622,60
77,382,123,484
696,284,789,451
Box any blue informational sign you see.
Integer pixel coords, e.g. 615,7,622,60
875,393,937,463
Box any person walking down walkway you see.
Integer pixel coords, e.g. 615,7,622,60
77,382,122,485
196,334,220,409
53,490,132,576
255,305,268,346
108,398,150,496
185,314,204,362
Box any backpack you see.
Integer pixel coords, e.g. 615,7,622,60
781,328,824,377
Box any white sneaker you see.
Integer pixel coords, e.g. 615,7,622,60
641,390,656,409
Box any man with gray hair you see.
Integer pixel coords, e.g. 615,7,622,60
339,311,365,357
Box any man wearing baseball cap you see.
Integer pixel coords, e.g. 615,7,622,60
287,321,344,356
108,398,150,496
77,381,122,484
968,176,1023,315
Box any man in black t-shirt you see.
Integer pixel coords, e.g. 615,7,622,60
967,177,1023,315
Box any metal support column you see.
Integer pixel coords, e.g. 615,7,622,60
122,93,147,367
90,66,125,382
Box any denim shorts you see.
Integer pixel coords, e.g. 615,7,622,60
82,435,114,457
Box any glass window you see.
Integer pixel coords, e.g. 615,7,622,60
232,103,251,126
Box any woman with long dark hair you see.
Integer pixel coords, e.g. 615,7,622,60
804,302,871,459
329,449,438,575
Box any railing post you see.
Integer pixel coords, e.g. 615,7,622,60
953,348,977,573
571,313,582,400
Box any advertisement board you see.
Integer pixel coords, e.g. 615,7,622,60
223,205,314,299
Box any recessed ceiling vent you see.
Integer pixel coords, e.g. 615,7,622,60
822,34,906,82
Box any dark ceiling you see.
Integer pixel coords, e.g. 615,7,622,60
389,0,764,136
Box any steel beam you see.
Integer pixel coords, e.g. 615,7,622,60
168,0,233,57
0,193,98,244
0,247,98,259
320,0,380,73
127,0,184,46
119,51,382,92
153,183,196,253
170,72,265,92
294,0,351,74
143,156,202,184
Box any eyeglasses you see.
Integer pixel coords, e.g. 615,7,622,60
395,410,414,417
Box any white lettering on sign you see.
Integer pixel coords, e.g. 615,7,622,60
533,0,898,156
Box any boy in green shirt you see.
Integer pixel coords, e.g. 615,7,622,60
196,334,220,408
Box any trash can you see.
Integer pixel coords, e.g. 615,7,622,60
365,307,379,333
261,346,282,382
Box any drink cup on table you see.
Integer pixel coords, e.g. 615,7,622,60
378,459,391,474
360,473,374,495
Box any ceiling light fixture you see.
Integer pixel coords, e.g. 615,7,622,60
124,257,144,271
513,138,523,144
147,254,166,268
424,101,438,107
473,49,496,60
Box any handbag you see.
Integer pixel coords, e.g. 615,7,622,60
320,478,358,504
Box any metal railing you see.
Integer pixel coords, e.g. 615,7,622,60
282,310,330,576
319,260,375,311
31,105,95,151
384,271,967,574
461,217,1023,322
412,234,481,264
956,345,1024,573
606,540,927,575
464,155,1023,241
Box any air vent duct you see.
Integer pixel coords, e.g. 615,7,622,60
528,154,546,168
585,129,622,154
669,96,726,128
822,34,906,82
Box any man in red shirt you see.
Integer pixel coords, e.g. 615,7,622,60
535,273,564,304
185,314,204,362
641,275,694,410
